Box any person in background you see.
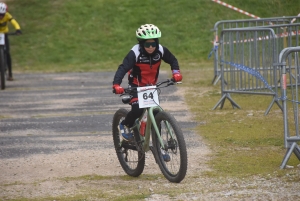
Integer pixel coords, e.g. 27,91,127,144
112,24,182,148
0,2,22,81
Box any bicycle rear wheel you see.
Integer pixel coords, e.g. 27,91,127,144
152,111,187,183
0,46,5,90
112,108,145,177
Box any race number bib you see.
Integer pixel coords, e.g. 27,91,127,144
0,33,4,45
137,86,159,108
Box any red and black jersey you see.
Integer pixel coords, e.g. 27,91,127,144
113,44,180,86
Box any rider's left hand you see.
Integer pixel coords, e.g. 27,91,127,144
15,30,22,35
172,70,182,82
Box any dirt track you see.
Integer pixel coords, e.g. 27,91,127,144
0,72,212,200
1,72,300,200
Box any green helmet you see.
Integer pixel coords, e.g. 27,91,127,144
136,24,161,40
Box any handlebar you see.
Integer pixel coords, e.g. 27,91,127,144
113,79,182,95
6,31,22,36
7,33,17,36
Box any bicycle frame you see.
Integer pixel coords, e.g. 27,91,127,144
132,105,176,153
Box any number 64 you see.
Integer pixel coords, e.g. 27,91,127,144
143,92,153,100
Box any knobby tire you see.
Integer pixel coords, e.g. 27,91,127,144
152,111,188,183
112,108,145,177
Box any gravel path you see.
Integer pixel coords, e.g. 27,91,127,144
0,72,211,200
0,72,299,200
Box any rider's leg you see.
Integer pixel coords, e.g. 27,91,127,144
122,102,143,127
120,99,143,140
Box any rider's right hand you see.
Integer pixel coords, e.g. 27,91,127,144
112,84,124,94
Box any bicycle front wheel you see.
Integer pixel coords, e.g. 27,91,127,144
0,46,5,90
152,111,187,183
112,108,145,177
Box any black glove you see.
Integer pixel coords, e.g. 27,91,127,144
15,30,22,35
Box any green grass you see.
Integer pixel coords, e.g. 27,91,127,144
3,0,300,199
8,0,300,72
183,68,300,178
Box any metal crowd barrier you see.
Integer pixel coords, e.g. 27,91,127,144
212,24,300,114
212,28,282,114
278,47,300,169
211,16,300,85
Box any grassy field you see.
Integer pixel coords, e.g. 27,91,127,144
3,0,300,199
7,0,300,72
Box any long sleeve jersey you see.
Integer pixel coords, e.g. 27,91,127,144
0,12,21,33
113,44,180,86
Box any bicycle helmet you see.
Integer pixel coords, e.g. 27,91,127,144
0,3,7,14
136,24,161,40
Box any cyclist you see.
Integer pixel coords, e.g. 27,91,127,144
112,24,182,143
0,2,22,81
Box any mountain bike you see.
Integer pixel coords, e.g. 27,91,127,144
112,79,188,183
0,32,17,90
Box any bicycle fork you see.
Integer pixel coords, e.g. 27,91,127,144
143,107,176,152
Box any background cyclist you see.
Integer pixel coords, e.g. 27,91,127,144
0,2,22,81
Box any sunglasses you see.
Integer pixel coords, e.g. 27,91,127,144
144,42,156,48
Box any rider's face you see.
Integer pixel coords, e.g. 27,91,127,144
144,39,156,54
